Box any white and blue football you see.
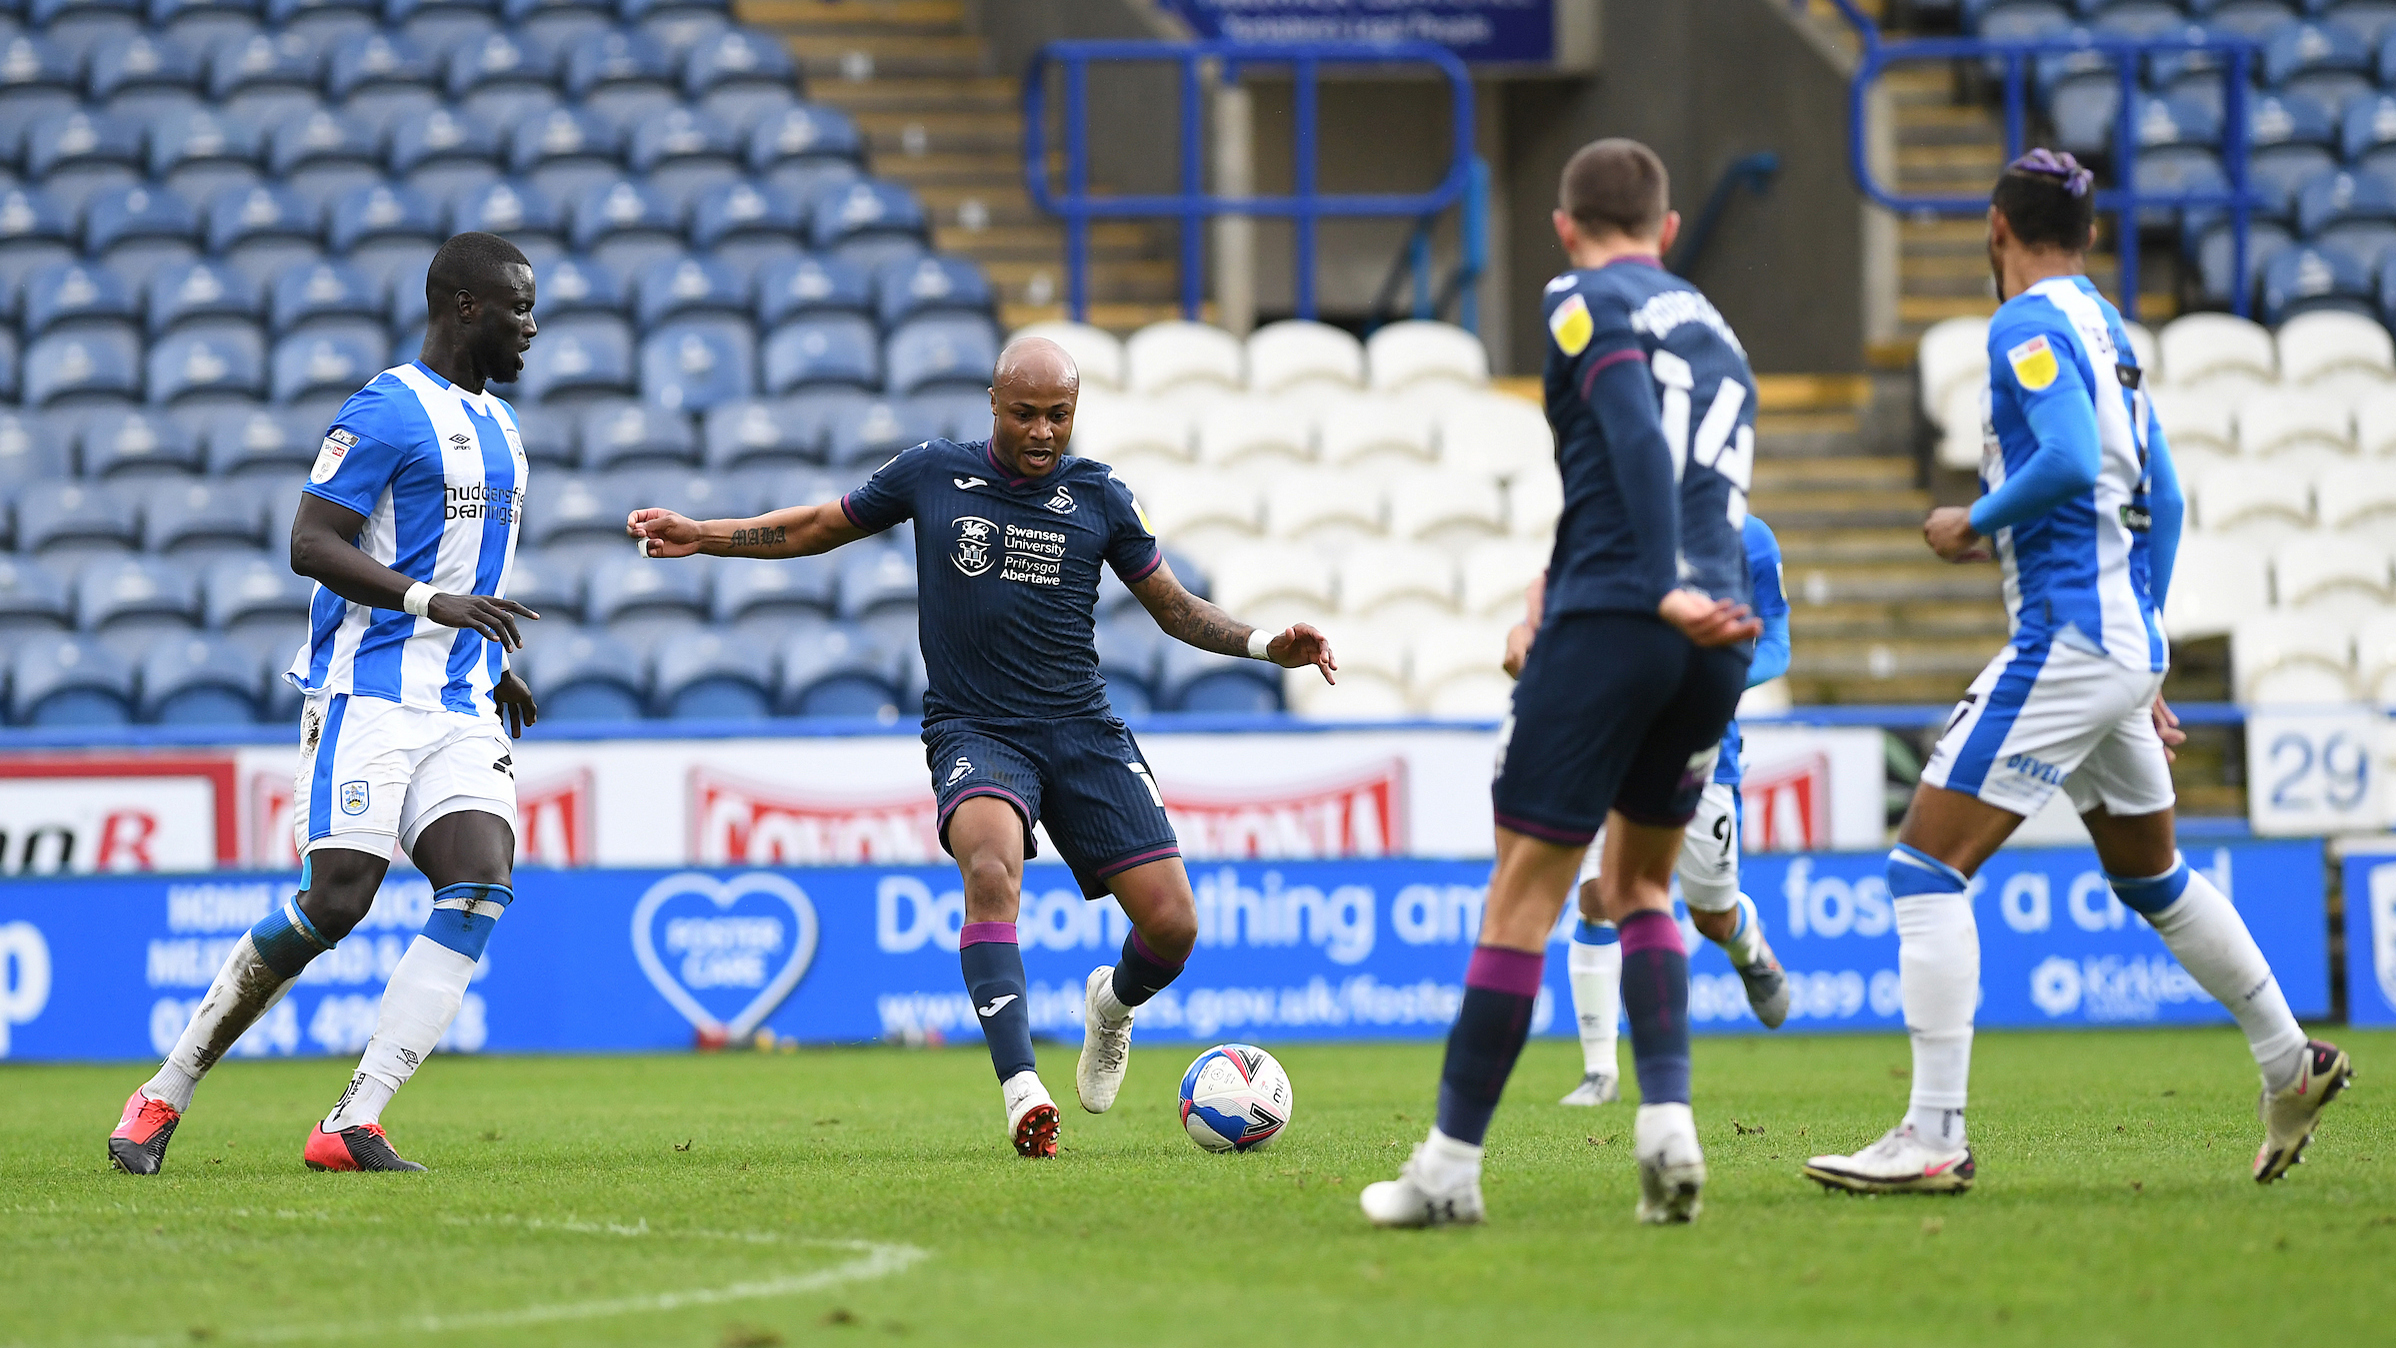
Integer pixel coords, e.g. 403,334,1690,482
1178,1043,1293,1153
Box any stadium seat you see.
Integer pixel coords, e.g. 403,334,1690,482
2235,390,2353,458
530,253,628,321
2354,609,2396,701
1317,396,1437,470
1066,390,1194,471
2192,220,2295,308
1914,315,1990,422
519,628,648,720
510,107,623,203
754,252,873,325
2162,534,2271,639
627,107,743,203
83,185,202,288
0,333,17,403
76,554,202,657
586,551,709,646
267,111,387,210
1387,470,1506,543
449,180,565,265
1366,320,1488,394
2276,308,2396,384
1207,543,1336,620
2261,242,2376,323
711,549,836,636
445,29,561,124
1408,618,1515,718
200,404,316,478
9,633,136,725
569,178,686,275
523,471,632,556
688,180,807,274
1154,636,1279,713
641,322,757,412
2150,386,2238,455
763,314,880,394
387,108,502,200
2296,170,2396,274
775,621,901,718
145,476,268,557
1193,397,1312,469
22,263,140,339
651,628,774,719
2195,460,2314,539
747,104,866,200
0,36,83,122
2343,90,2396,179
1264,468,1386,546
267,0,379,45
138,632,263,724
503,0,614,47
0,411,74,489
206,184,323,285
1458,537,1547,618
875,253,991,331
327,183,444,288
1434,392,1555,482
1129,465,1260,552
147,259,263,338
269,331,381,404
201,550,315,631
633,253,748,329
206,29,323,121
90,33,205,121
683,26,798,129
823,396,935,468
518,322,635,406
562,28,679,125
2157,311,2278,389
834,542,916,622
885,315,998,395
0,557,74,640
579,398,697,472
2244,93,2339,212
1246,319,1365,396
625,0,733,53
2335,1,2396,44
24,111,146,210
1933,380,1990,472
23,330,142,406
808,178,927,269
2233,611,2357,702
269,259,386,344
1334,541,1458,623
0,187,78,289
2274,536,2394,615
1126,320,1242,395
80,406,203,477
2265,19,2375,107
1093,613,1162,715
323,32,440,132
702,396,819,470
496,546,581,624
1009,319,1125,391
1507,464,1564,539
2321,460,2396,534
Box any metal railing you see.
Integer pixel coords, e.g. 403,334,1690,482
1822,0,2263,321
1022,39,1484,328
1365,155,1489,334
1667,151,1782,278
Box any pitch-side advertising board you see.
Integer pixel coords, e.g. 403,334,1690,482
0,842,2325,1061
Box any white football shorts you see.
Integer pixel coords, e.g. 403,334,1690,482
1919,638,2174,820
1576,779,1743,912
291,691,517,859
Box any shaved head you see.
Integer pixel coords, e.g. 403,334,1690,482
987,336,1079,479
993,336,1079,393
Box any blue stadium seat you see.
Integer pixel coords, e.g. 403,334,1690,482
2135,91,2225,162
142,475,264,554
775,620,899,717
323,31,440,132
564,28,679,124
0,36,81,121
579,397,697,471
910,388,989,442
2246,92,2338,219
683,27,798,129
501,545,582,621
150,108,266,202
1095,613,1161,716
151,0,264,51
586,551,709,646
270,258,385,341
502,0,614,51
24,111,145,210
0,330,16,402
2200,1,2302,41
207,30,323,122
23,262,140,339
0,408,74,488
702,396,819,470
0,557,74,639
522,628,647,720
205,184,324,285
269,330,382,403
511,406,575,470
633,253,747,328
200,403,319,477
875,253,992,330
686,180,805,276
80,405,203,476
808,178,928,269
2131,148,2226,230
606,465,753,532
635,118,746,212
449,179,566,264
2262,240,2376,322
711,549,835,633
569,178,685,274
23,329,141,406
530,252,628,320
266,110,386,211
2343,90,2396,178
387,0,499,49
641,321,755,412
834,541,915,622
2329,1,2396,45
746,104,863,201
523,471,635,554
10,633,136,725
76,554,202,656
0,187,76,288
762,313,879,394
1158,642,1280,713
2296,168,2396,270
29,0,142,58
89,33,205,121
80,185,199,288
139,632,264,723
623,0,731,53
885,314,999,396
266,0,379,42
13,478,139,555
2264,18,2375,108
147,325,269,407
326,183,443,288
517,321,635,405
445,29,559,125
388,107,502,200
824,395,936,468
754,252,872,325
651,628,772,718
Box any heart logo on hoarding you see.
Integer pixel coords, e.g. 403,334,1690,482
630,872,819,1039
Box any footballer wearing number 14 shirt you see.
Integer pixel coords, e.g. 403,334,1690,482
627,337,1338,1158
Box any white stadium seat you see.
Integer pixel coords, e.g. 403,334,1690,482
1365,320,1489,393
2233,613,2357,703
1284,620,1409,718
2320,461,2396,533
2158,312,2276,390
1915,315,1990,422
1316,396,1437,469
1936,382,1988,471
1407,618,1517,717
1263,468,1386,544
2122,321,2159,380
2235,391,2353,459
1507,465,1564,538
1125,320,1244,394
1193,396,1313,469
1386,470,1506,543
2354,387,2396,457
2150,386,2237,456
2274,309,2396,386
1438,393,1552,481
2355,612,2396,702
1334,542,1459,621
1011,320,1127,391
2272,537,2394,615
1131,465,1260,547
2163,535,2271,639
1207,542,1337,617
2193,462,2312,540
1245,319,1365,394
1069,391,1194,470
1458,537,1549,617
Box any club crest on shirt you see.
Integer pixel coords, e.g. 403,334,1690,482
1548,291,1594,356
309,427,358,484
952,515,995,576
1042,483,1075,514
2006,334,2059,391
339,780,369,816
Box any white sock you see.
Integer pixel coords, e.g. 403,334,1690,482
1711,893,1768,969
145,934,297,1113
1091,971,1133,1024
1001,1068,1046,1114
1896,892,1978,1133
1422,1126,1483,1181
323,935,476,1132
2134,864,2308,1092
1566,928,1621,1077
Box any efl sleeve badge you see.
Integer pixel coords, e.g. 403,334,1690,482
1548,292,1593,357
2005,334,2059,392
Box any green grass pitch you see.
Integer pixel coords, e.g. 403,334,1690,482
4,1028,2392,1348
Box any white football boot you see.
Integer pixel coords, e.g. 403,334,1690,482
1001,1070,1060,1158
1559,1072,1620,1106
1360,1139,1486,1228
2254,1039,2354,1183
1803,1123,1974,1194
1633,1103,1706,1224
1075,966,1134,1114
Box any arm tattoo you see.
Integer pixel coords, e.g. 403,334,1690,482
726,525,787,552
1146,580,1252,658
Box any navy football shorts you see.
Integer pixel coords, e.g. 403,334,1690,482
924,714,1181,898
1490,610,1750,845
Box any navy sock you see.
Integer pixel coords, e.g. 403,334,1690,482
1109,927,1184,1008
1618,910,1691,1105
1434,945,1543,1147
960,922,1034,1080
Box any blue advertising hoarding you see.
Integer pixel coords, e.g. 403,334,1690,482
2343,852,2396,1027
1161,0,1556,64
0,841,2328,1062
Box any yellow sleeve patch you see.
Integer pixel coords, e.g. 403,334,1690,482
1131,495,1154,536
1548,292,1593,357
2006,334,2059,392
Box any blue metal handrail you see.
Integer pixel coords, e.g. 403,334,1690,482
1668,151,1782,278
1820,0,2261,321
1022,39,1480,325
1366,155,1489,334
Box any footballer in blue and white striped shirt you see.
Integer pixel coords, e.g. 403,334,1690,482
109,232,544,1178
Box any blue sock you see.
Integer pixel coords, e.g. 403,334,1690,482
1109,927,1183,1008
1887,843,1968,898
1434,946,1543,1146
960,921,1035,1080
422,882,514,961
248,858,335,978
2107,854,2191,916
1618,910,1690,1105
1573,918,1618,946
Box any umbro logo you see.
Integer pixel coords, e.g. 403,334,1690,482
954,476,987,490
398,1048,420,1069
976,994,1018,1018
447,432,473,450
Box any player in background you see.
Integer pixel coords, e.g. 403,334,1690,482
1497,514,1794,1110
109,233,542,1175
628,338,1336,1158
1805,152,2350,1195
1363,139,1760,1229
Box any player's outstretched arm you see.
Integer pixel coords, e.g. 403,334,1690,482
626,501,868,560
1130,560,1338,685
291,495,537,649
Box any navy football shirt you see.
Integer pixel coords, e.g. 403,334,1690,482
1540,256,1755,618
840,438,1162,722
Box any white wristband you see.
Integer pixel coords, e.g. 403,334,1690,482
1246,627,1272,660
402,582,438,618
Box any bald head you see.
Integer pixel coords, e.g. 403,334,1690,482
987,336,1079,478
994,336,1079,393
